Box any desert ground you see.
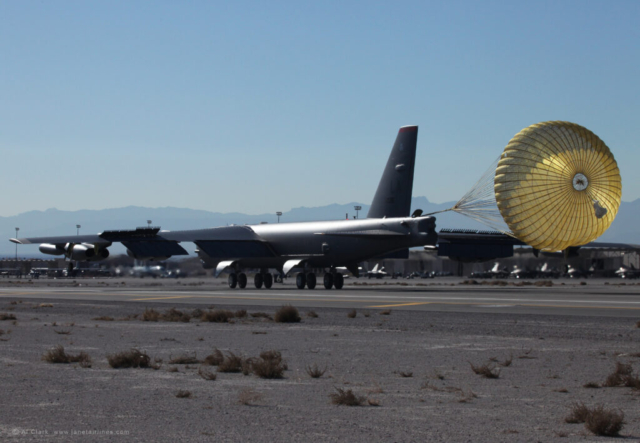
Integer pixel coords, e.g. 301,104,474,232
0,277,639,441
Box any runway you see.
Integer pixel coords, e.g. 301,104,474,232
1,278,640,317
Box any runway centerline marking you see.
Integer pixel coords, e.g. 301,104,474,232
129,296,195,301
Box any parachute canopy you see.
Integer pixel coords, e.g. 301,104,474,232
494,121,621,251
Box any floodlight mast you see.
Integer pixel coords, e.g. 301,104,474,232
76,225,81,235
354,206,362,219
147,220,152,228
276,212,282,223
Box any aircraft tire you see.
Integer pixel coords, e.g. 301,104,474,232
228,273,238,289
296,273,306,289
238,273,247,289
333,273,344,289
263,273,273,289
306,273,316,289
323,273,334,289
254,273,264,289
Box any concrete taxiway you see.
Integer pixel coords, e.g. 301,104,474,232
1,277,639,317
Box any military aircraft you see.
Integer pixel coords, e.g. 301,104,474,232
615,265,640,279
10,126,438,290
365,264,388,279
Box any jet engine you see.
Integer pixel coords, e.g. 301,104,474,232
39,244,66,256
39,243,109,261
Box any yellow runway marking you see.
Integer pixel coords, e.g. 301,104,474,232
369,302,432,308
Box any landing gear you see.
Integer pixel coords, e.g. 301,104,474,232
323,272,334,289
334,273,344,289
237,273,247,289
296,272,306,289
228,273,237,288
254,273,264,289
264,273,273,289
306,272,316,289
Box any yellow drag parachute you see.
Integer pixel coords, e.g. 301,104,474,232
494,121,621,251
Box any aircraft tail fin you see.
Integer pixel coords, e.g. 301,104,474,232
367,126,418,218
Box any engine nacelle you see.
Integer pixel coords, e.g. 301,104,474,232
126,248,169,262
70,244,110,262
39,244,66,256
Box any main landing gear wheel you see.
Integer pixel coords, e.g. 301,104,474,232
333,273,344,289
254,273,264,289
237,273,247,289
263,273,273,289
228,273,237,289
306,273,316,289
323,273,334,289
296,272,306,289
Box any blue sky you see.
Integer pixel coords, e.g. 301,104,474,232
1,0,638,216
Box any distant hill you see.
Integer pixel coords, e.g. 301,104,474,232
2,196,638,257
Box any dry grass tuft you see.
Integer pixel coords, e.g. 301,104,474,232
250,312,272,319
367,398,381,406
398,371,413,378
470,362,500,379
330,388,366,406
92,316,114,321
584,405,624,436
565,402,590,423
636,320,640,328
274,305,301,323
583,381,600,389
306,363,327,378
250,357,286,379
107,349,158,369
142,308,160,322
54,329,71,335
203,349,224,366
0,313,17,321
234,309,247,318
238,388,263,405
198,367,217,380
191,308,204,318
347,309,357,318
167,366,179,373
39,303,53,308
499,354,513,367
217,352,243,373
379,310,391,315
306,311,318,318
201,309,233,323
603,361,634,387
42,345,91,367
161,308,191,322
175,390,192,398
169,354,199,365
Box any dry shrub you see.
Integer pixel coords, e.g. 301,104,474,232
142,308,160,322
274,305,300,323
169,354,199,365
0,313,17,321
39,303,53,308
107,349,157,369
238,388,263,405
470,362,500,379
42,345,91,367
306,364,326,378
565,402,590,423
585,405,624,436
534,280,553,287
580,281,587,286
251,358,285,379
167,366,179,373
347,309,357,318
217,352,243,373
367,398,381,406
92,316,114,321
379,310,391,315
191,308,204,318
583,382,600,389
175,390,192,398
231,309,246,319
499,354,513,367
635,320,640,328
161,308,191,322
198,367,217,380
603,362,634,387
203,349,224,366
363,312,370,318
54,329,71,335
306,311,318,318
330,388,366,406
398,371,413,378
250,312,272,319
201,309,233,323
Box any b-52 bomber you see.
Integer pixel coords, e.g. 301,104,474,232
11,126,438,290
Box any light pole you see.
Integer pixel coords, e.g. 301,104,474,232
147,220,152,228
15,227,19,261
354,206,362,219
76,224,81,236
276,212,282,223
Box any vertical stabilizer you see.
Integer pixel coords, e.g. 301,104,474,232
367,126,418,218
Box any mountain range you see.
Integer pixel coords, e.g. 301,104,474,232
2,196,638,257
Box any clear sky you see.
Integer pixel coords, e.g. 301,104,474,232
1,0,638,216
